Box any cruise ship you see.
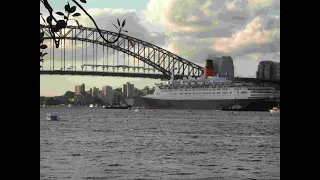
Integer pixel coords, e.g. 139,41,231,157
142,60,280,111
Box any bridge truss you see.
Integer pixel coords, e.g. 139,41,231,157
40,25,204,80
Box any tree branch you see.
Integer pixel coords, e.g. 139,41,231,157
71,0,123,44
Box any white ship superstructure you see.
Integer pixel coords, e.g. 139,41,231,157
142,59,279,110
145,76,279,100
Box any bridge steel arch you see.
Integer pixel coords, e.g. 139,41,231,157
40,25,204,80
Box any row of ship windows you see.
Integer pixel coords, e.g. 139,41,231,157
165,91,250,94
247,88,273,90
164,92,273,95
251,94,272,96
251,91,274,93
170,92,233,95
162,90,249,93
162,88,245,91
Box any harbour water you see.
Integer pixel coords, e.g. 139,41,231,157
40,107,280,180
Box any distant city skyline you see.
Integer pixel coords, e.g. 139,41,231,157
40,0,280,96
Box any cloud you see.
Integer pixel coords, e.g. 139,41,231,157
247,0,274,9
41,0,280,79
211,17,278,53
142,0,207,33
226,1,236,10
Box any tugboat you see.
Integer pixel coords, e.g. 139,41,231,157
105,101,132,109
269,107,280,113
269,102,280,113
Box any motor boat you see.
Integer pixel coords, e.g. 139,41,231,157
46,113,60,121
269,107,280,113
105,102,132,109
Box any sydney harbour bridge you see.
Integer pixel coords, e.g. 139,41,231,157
40,25,205,80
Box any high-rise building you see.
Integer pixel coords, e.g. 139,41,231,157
256,61,280,80
122,82,134,98
102,86,112,96
75,83,85,95
112,92,122,104
92,87,99,97
102,86,113,104
212,56,234,78
122,84,127,98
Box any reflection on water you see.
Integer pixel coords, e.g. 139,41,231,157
40,107,280,180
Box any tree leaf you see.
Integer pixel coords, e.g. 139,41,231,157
117,19,120,26
57,20,67,29
65,2,70,13
40,13,42,15
56,12,64,16
122,19,126,27
40,45,48,49
70,6,76,13
80,0,87,3
40,59,44,62
40,52,43,56
41,53,48,57
64,15,68,20
72,12,81,17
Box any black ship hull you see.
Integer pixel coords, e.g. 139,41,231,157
105,106,131,109
142,98,278,111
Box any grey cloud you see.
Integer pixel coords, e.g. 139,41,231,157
189,19,213,26
195,28,233,38
264,17,280,30
222,38,280,58
216,10,250,24
235,52,280,62
208,0,228,11
193,8,206,18
251,0,280,17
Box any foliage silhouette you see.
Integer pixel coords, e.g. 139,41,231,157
40,0,128,68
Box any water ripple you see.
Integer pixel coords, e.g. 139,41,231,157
40,108,280,180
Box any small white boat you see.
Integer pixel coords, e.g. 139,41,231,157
231,104,242,110
68,104,72,107
46,113,60,121
269,107,280,113
89,104,94,108
134,108,139,112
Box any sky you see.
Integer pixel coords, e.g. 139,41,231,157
40,0,280,96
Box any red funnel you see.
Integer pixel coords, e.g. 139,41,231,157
205,59,214,77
